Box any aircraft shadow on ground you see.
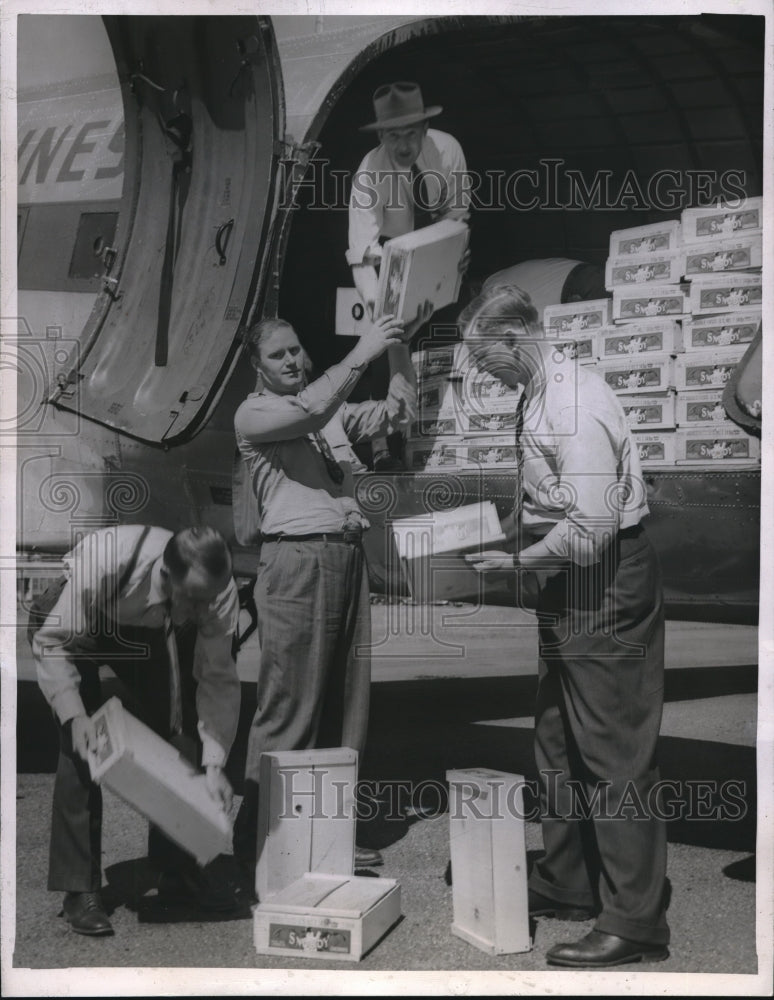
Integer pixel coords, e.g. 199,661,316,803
17,663,757,857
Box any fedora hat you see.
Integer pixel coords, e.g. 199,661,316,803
359,82,442,132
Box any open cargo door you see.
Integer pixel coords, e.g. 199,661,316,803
50,15,282,444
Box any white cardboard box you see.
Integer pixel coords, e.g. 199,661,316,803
620,393,677,430
452,367,524,408
417,375,457,417
596,354,675,395
447,768,530,955
676,426,760,464
542,297,612,335
682,235,762,277
605,251,684,290
87,697,232,866
412,345,458,379
675,390,732,427
405,437,467,471
462,436,519,469
457,409,521,435
687,273,763,315
631,431,677,467
375,218,469,323
256,748,357,902
410,415,460,438
598,320,683,357
391,500,507,603
253,874,401,961
612,284,689,322
545,333,598,364
674,347,747,391
335,287,370,337
680,198,763,243
682,311,761,351
608,219,682,257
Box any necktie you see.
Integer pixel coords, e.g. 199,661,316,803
514,388,528,547
312,431,345,485
410,164,436,230
164,611,183,738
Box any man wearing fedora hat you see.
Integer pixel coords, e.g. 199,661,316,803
347,81,471,467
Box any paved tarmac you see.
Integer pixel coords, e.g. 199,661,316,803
5,604,767,994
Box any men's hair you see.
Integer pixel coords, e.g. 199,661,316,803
458,284,541,344
163,526,232,583
243,318,296,364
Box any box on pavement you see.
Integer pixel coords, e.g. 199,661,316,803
391,500,506,603
596,353,675,395
543,297,612,335
687,273,763,316
631,431,677,467
598,320,683,358
256,748,357,902
620,393,677,431
375,218,469,323
87,696,232,866
608,219,682,257
605,251,684,290
674,347,747,391
676,426,760,464
682,235,762,277
675,390,732,427
253,873,401,961
680,197,763,243
681,311,761,352
447,768,530,955
612,283,689,322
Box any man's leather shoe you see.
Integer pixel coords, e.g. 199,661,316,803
528,888,596,921
62,891,113,937
546,930,669,968
354,845,384,868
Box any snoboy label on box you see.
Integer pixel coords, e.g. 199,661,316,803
463,437,519,468
682,312,761,351
612,284,689,321
406,439,465,470
417,376,455,416
620,394,676,430
548,336,597,364
688,273,763,315
680,197,763,243
608,220,682,257
674,348,746,390
543,297,612,334
676,391,729,426
676,427,760,463
597,355,674,394
599,321,681,357
412,345,457,378
605,252,684,289
411,416,459,438
631,431,677,466
461,410,519,434
683,236,762,276
455,367,522,407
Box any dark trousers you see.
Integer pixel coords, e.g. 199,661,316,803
528,526,670,945
46,624,198,893
234,538,371,863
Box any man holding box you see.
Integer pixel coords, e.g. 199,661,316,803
462,284,670,969
29,525,241,935
347,81,471,468
231,306,427,877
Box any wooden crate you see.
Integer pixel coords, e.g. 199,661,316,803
253,873,401,961
256,748,357,902
87,697,232,866
447,767,530,955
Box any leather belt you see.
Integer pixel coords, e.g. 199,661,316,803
260,528,364,545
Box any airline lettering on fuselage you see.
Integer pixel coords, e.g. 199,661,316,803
18,116,125,202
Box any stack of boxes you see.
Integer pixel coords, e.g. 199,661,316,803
406,343,523,472
404,198,761,475
596,199,762,468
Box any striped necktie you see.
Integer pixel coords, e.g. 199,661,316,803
514,388,528,544
410,163,435,230
311,431,345,485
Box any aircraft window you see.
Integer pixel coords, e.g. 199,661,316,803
68,212,118,280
